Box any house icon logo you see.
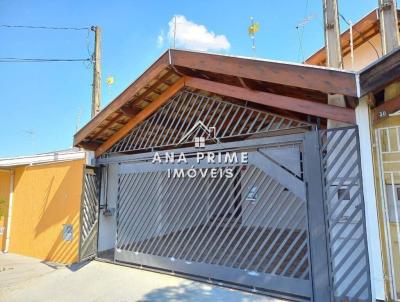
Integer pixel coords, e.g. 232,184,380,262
178,121,217,148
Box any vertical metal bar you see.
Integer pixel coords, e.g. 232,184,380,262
168,93,200,145
242,194,300,270
161,91,195,145
303,130,331,302
156,91,187,147
238,110,254,135
139,175,190,255
171,95,204,145
136,113,159,150
156,171,215,257
255,114,269,133
180,166,247,260
246,111,261,134
142,106,168,149
189,166,258,262
282,237,307,276
220,180,282,266
259,200,306,272
211,176,275,265
141,176,189,254
210,102,227,132
164,165,250,259
215,104,233,137
147,100,176,148
127,172,172,252
202,169,267,263
228,108,247,136
221,107,241,137
117,172,154,249
175,166,243,260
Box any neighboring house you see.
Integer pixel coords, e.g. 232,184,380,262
0,149,87,264
306,9,400,71
306,9,400,301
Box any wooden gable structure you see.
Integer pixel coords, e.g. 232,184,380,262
74,49,360,157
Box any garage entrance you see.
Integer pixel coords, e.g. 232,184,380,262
94,90,372,301
115,137,310,300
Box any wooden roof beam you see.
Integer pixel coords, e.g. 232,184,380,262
372,95,400,123
170,49,358,97
359,47,400,96
184,76,356,124
95,77,185,157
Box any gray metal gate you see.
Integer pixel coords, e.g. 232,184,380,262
114,135,313,300
79,166,100,261
99,126,374,301
93,85,374,300
319,127,372,302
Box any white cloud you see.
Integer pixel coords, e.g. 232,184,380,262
157,29,165,48
164,15,230,52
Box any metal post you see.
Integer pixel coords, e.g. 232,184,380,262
91,26,101,118
304,130,331,301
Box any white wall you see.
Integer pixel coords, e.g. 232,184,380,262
98,164,118,252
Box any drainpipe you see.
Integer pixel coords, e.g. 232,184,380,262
4,170,14,253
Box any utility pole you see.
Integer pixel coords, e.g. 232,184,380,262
323,0,347,128
91,26,101,118
378,0,400,101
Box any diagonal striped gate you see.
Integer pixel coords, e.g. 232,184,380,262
107,128,372,301
114,135,313,300
79,166,100,261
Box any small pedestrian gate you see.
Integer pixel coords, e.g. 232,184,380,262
79,166,100,261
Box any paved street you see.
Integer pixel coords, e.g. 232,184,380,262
0,253,283,302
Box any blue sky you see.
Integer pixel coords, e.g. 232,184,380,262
0,0,378,157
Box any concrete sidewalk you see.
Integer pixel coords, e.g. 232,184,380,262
0,253,283,302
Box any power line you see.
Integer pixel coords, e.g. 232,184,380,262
339,13,380,59
0,24,90,30
0,57,91,63
0,24,94,65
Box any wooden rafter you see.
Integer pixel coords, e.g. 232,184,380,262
90,114,123,141
74,54,169,146
130,70,174,108
185,76,356,124
95,78,185,157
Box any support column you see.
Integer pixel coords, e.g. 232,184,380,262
322,0,348,128
4,170,14,253
355,97,386,301
304,131,331,302
378,0,400,103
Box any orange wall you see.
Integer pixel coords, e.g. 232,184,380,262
0,171,10,251
8,160,85,264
